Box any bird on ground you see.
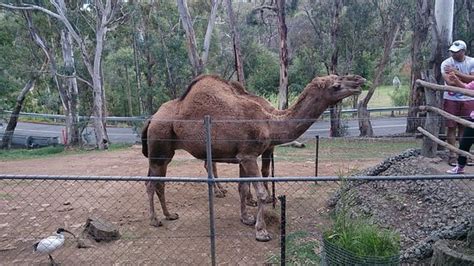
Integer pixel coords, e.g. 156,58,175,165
33,228,75,265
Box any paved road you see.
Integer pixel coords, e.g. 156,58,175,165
1,117,408,145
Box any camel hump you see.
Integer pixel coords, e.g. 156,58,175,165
141,119,151,157
179,74,228,101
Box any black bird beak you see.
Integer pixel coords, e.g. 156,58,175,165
63,229,76,238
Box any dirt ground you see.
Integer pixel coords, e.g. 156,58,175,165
0,145,466,264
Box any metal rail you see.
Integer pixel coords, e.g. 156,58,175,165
2,106,409,123
1,174,473,182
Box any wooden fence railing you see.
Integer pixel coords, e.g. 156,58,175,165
415,79,474,159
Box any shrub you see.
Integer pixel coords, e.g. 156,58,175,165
389,85,409,106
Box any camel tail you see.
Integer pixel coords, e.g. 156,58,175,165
141,119,151,158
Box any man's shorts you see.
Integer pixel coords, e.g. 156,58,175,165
443,99,474,128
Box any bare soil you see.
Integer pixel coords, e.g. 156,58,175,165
0,145,470,264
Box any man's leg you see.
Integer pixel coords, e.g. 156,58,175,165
447,126,458,165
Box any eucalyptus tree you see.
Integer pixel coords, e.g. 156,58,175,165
1,0,128,150
0,9,48,149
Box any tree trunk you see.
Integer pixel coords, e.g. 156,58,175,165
144,50,156,115
132,25,143,114
177,0,203,76
406,0,431,133
329,0,343,137
60,29,80,147
125,64,133,116
433,0,454,83
92,22,109,150
421,71,442,157
201,0,221,67
1,78,38,149
276,0,289,110
329,105,344,137
225,0,245,85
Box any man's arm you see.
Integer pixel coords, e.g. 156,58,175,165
447,72,466,88
455,71,474,83
441,60,458,86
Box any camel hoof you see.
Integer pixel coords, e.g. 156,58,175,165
214,190,226,198
150,218,163,227
246,199,258,207
264,197,274,204
241,215,256,226
256,230,272,242
165,213,179,220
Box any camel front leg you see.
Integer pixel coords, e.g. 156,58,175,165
239,157,271,242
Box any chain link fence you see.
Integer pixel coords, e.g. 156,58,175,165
1,175,472,265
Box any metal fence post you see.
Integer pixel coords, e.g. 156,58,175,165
279,195,287,266
204,115,217,266
315,135,319,177
272,152,276,209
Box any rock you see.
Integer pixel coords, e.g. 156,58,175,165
83,216,120,242
57,207,74,212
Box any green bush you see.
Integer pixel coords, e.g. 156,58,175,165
388,85,409,106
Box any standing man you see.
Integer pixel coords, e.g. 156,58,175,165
441,40,474,165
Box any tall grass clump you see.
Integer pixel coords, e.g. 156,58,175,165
325,214,400,258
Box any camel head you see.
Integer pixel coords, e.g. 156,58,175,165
321,74,366,105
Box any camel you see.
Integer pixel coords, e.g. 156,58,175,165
142,74,365,241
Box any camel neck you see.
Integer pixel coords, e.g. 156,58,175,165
269,82,328,145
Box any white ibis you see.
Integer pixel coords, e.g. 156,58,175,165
33,228,75,265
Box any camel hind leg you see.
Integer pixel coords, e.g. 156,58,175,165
147,151,179,227
260,148,274,204
204,162,227,198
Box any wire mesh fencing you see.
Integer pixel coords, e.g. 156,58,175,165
0,175,472,265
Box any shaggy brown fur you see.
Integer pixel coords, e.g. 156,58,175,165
142,74,365,242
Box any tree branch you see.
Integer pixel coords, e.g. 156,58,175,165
0,3,62,19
